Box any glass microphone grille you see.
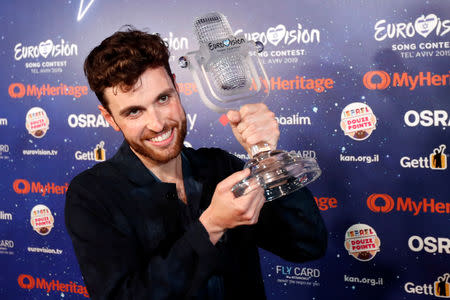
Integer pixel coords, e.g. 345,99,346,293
193,12,232,43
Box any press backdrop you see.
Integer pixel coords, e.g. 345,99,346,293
1,0,449,299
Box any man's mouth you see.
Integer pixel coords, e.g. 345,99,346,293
148,128,173,144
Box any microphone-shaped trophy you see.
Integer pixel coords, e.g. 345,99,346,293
179,12,321,201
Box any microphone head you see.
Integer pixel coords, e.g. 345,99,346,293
193,12,250,92
193,12,232,43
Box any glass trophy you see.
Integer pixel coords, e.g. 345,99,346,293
179,12,321,201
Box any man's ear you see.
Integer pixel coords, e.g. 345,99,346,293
98,105,120,132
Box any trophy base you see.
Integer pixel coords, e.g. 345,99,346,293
231,150,321,201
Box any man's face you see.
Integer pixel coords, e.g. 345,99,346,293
100,67,187,165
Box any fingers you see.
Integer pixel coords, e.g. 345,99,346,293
216,168,251,192
233,186,265,225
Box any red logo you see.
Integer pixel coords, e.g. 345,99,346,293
314,197,338,211
363,71,391,90
8,83,26,98
17,274,89,298
12,179,68,196
367,193,449,215
367,194,395,213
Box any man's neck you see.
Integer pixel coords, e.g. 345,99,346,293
130,147,183,184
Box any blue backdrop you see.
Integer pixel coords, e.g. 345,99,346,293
1,0,449,299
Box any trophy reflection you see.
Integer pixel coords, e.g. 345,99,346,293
180,12,321,201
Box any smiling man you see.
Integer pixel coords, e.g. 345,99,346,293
65,27,327,300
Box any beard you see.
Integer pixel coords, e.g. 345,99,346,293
126,116,187,164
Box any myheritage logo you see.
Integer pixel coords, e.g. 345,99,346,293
363,71,450,90
367,193,449,215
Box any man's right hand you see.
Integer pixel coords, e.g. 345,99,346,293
199,168,266,245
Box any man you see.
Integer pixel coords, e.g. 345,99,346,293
65,27,327,300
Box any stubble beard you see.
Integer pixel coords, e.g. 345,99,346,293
127,117,187,164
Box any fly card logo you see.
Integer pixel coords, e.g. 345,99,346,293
400,145,447,170
14,38,78,74
75,141,106,162
404,273,450,298
0,240,14,255
367,193,449,216
0,144,10,160
275,265,321,287
236,22,321,64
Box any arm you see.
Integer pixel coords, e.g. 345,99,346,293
65,178,220,300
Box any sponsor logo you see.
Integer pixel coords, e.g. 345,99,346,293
367,193,449,215
344,224,381,261
363,71,450,90
75,141,106,162
30,205,54,236
400,145,447,170
314,197,338,211
22,149,58,156
0,211,13,221
14,38,78,74
0,118,7,126
236,23,321,64
251,75,334,94
340,102,377,141
8,82,88,99
0,240,14,255
344,275,384,286
12,179,69,196
0,144,10,160
25,107,50,138
340,154,380,163
405,110,450,127
404,273,450,298
276,113,311,126
274,265,321,287
408,236,450,255
374,14,450,41
17,274,89,298
231,150,316,161
27,246,63,255
67,113,109,128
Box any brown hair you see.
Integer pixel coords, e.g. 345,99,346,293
84,26,173,112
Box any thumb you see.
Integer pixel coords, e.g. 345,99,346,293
226,110,241,125
217,168,251,191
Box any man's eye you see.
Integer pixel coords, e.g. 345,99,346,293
159,95,169,103
128,109,140,116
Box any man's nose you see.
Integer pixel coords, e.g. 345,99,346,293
145,110,165,132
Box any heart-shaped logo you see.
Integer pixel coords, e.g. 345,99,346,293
223,39,230,47
39,40,54,58
415,14,438,38
267,24,286,46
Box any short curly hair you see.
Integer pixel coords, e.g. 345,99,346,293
84,26,173,112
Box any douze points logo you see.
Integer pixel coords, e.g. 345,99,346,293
344,224,381,261
367,193,449,215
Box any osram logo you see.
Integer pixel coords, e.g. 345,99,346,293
8,82,88,99
363,71,450,90
12,179,68,196
367,193,449,216
17,274,89,298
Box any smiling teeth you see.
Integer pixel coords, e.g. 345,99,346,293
150,129,172,142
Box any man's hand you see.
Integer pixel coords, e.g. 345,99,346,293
227,103,279,156
199,168,266,245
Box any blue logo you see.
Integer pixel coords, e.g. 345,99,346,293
223,39,230,47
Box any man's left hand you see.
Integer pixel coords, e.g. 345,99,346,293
227,103,279,156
